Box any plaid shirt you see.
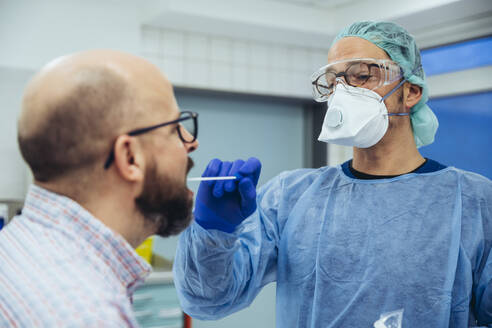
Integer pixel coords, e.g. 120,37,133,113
0,185,151,327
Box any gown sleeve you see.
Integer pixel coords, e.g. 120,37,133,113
173,174,285,320
474,247,492,327
471,176,492,327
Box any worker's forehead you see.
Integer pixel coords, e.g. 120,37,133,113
327,37,390,63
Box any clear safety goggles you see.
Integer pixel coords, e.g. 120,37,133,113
311,58,403,102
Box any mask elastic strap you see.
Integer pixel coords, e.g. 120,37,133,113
388,112,410,116
381,78,407,102
382,65,423,116
381,78,411,117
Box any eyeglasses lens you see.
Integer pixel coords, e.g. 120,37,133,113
346,63,383,89
345,63,369,86
180,114,196,142
317,72,336,96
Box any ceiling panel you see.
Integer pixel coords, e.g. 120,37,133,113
266,0,365,9
143,0,492,49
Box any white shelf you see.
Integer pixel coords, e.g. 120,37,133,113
145,271,174,285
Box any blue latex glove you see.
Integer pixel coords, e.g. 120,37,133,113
194,157,262,233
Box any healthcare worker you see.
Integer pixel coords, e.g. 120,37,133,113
173,21,492,327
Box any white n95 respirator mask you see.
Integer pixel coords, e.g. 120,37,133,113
318,83,408,148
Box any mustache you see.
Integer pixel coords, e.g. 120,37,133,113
187,157,194,174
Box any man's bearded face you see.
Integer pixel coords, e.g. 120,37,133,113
135,157,194,237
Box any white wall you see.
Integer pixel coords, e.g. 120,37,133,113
141,25,327,98
0,0,142,70
0,66,34,200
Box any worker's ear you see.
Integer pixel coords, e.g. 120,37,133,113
113,135,145,183
404,82,422,110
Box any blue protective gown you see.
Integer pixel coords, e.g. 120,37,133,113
174,163,492,328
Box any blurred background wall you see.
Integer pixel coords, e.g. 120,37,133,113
1,0,491,327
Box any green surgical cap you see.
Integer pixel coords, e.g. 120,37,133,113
333,21,438,147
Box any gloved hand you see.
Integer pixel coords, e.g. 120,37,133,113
194,157,262,233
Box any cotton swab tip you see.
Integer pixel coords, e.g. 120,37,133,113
187,176,237,182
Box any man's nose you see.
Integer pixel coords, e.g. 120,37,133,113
186,138,199,153
181,127,198,153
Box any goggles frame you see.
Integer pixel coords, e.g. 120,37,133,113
311,58,403,102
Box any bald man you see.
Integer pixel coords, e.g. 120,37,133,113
0,50,199,327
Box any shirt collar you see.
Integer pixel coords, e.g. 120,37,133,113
341,158,447,180
23,184,152,290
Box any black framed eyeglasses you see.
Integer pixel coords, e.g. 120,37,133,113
103,110,198,169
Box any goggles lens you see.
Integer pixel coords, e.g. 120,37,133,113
311,58,402,102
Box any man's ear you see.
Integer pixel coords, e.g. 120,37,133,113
404,82,422,110
113,135,145,183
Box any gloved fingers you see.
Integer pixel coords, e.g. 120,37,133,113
225,159,245,192
238,157,262,186
213,161,232,198
202,158,222,188
238,177,257,217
